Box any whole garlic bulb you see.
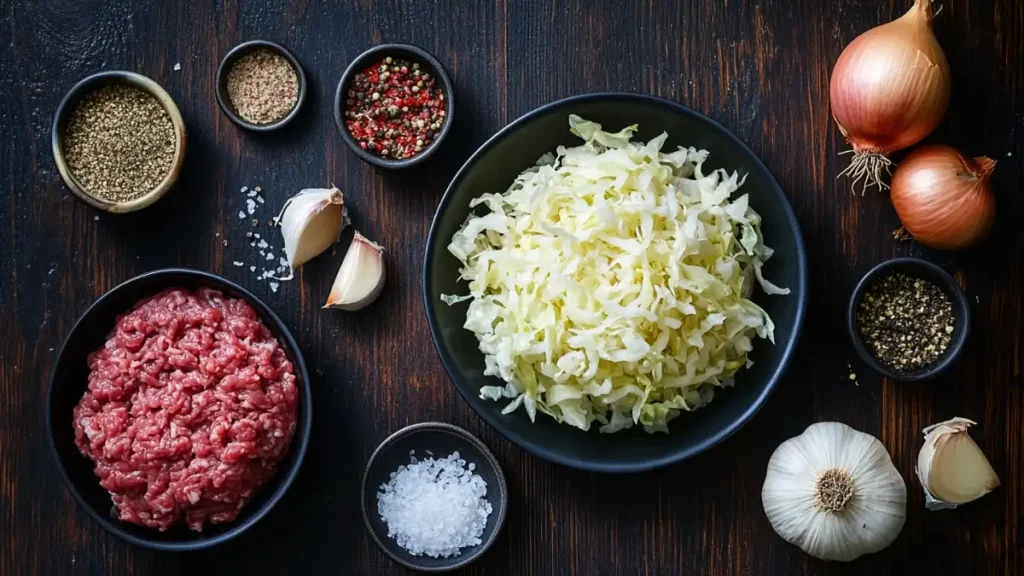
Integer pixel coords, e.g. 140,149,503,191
762,422,907,562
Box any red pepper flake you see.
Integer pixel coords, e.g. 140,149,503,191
343,56,446,160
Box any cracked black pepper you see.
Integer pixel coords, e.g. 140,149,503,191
64,85,176,203
856,272,954,372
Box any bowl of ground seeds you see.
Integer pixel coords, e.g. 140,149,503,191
848,258,971,383
217,40,306,131
52,71,187,212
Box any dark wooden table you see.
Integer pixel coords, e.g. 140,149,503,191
2,1,1021,574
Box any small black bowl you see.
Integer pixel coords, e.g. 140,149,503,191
47,269,312,551
334,43,454,169
361,423,507,572
424,93,807,472
216,40,307,131
847,258,971,382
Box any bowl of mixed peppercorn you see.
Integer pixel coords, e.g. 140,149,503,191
334,44,453,169
847,258,971,383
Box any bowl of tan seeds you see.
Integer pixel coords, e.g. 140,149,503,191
52,71,187,213
216,40,307,132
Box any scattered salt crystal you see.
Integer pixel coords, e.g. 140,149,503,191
247,190,258,198
246,199,256,214
215,232,221,237
376,451,492,558
94,215,99,221
238,211,246,219
232,261,244,267
258,239,269,249
254,233,261,239
255,186,262,192
173,62,181,71
266,253,274,261
256,195,265,204
250,266,256,272
279,257,288,267
250,242,256,247
269,282,280,293
241,186,248,193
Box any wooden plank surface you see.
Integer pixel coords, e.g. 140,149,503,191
1,0,1021,574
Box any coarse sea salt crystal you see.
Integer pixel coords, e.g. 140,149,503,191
238,210,246,219
246,199,257,214
269,282,280,293
376,451,492,558
232,261,244,267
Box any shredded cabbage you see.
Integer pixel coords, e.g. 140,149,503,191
444,115,789,434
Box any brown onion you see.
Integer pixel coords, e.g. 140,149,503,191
830,0,951,192
890,145,997,250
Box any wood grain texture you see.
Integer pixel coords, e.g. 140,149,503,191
1,0,1021,574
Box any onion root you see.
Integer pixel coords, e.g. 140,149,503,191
837,151,894,195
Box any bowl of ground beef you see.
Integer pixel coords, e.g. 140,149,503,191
47,269,312,551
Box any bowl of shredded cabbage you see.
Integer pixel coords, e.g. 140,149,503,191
425,94,806,472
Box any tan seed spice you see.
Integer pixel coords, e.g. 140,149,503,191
64,85,176,203
226,49,298,124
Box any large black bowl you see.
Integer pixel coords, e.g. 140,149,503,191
424,93,807,472
47,269,312,550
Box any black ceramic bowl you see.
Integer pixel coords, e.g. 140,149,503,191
334,43,454,169
362,423,508,572
46,269,312,551
216,40,307,131
847,258,971,382
424,93,808,472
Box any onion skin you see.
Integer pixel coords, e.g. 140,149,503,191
890,145,997,250
830,0,951,191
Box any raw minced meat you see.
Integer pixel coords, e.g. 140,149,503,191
72,287,299,532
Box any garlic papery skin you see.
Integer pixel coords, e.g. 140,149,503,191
324,232,385,311
916,417,1000,510
277,187,346,275
762,422,907,562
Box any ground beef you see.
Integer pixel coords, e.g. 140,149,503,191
72,287,299,532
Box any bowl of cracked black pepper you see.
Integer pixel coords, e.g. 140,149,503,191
848,258,971,382
52,71,187,213
216,40,306,131
334,44,454,169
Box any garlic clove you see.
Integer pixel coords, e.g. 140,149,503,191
324,232,385,311
278,187,346,273
916,417,1000,510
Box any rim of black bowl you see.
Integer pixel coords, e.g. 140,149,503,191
422,92,809,473
333,43,454,169
361,422,508,572
216,40,308,132
847,257,971,383
45,268,313,551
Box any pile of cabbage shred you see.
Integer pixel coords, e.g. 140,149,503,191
444,115,789,434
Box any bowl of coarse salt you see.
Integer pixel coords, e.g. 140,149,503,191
361,422,508,572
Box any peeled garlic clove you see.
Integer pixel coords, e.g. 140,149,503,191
324,232,384,311
916,417,1000,510
278,187,346,273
